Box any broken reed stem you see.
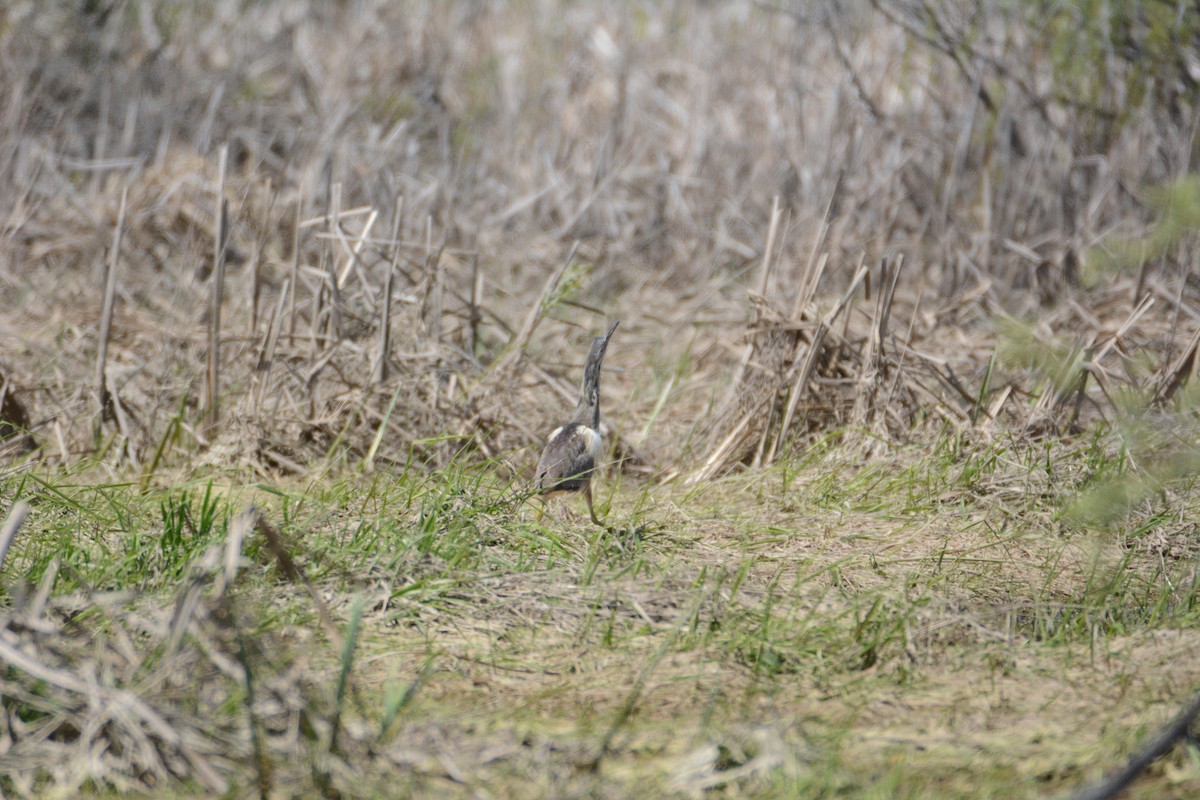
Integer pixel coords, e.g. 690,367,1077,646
375,262,394,385
690,396,770,483
93,185,126,445
326,181,343,340
374,198,403,385
111,392,139,467
205,145,229,429
250,277,290,416
312,249,328,354
757,195,783,296
877,254,904,345
711,199,786,455
249,182,275,336
469,251,482,357
425,236,445,345
757,222,825,468
418,215,446,345
335,207,378,299
251,250,260,336
771,260,869,462
852,254,904,427
288,187,303,342
791,171,842,318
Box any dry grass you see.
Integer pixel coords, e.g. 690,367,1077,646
2,0,1200,797
2,0,1197,475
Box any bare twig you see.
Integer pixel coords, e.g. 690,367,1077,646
1071,692,1200,800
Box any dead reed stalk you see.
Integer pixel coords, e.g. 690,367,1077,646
204,145,229,430
93,185,126,445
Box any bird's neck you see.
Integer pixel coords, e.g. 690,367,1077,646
571,397,599,429
574,340,605,429
571,381,600,431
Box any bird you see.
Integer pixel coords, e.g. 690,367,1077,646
535,320,619,525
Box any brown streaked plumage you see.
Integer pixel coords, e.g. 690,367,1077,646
535,320,619,525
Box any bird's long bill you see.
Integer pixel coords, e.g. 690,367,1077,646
590,321,619,367
587,320,619,376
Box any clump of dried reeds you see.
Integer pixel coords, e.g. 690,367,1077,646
0,0,1197,481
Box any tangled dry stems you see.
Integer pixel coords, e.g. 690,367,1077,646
2,0,1200,795
0,0,1196,479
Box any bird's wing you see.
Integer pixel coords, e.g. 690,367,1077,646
536,425,599,492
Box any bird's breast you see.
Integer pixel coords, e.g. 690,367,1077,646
581,425,602,462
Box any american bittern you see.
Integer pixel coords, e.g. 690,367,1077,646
535,320,619,525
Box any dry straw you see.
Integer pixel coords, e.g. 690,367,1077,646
1,4,1199,791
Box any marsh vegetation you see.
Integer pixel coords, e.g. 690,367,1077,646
1,1,1199,796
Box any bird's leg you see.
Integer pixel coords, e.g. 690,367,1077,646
585,484,602,526
535,500,545,524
